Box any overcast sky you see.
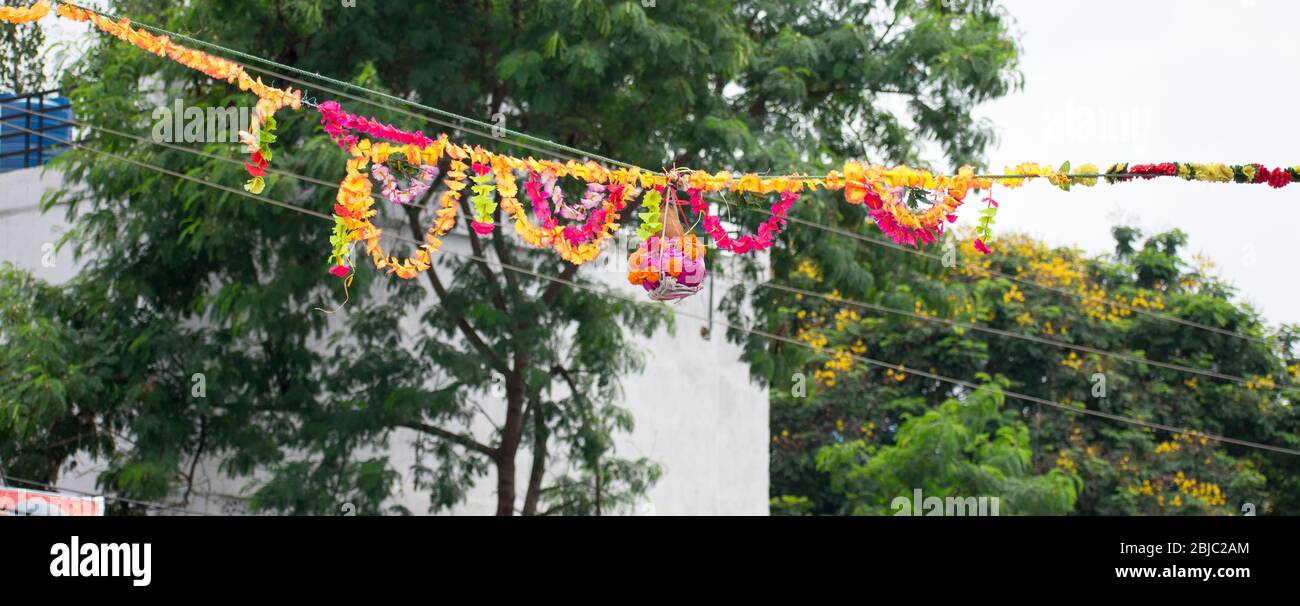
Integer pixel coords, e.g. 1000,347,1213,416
964,0,1300,327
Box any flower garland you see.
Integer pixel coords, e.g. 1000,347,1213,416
370,151,439,205
842,162,989,248
0,0,50,23
635,188,664,241
327,138,461,279
998,161,1300,190
316,100,434,150
689,188,799,254
55,3,302,195
972,188,998,255
32,3,1300,279
511,168,629,263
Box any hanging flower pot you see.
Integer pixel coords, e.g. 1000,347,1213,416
627,187,707,302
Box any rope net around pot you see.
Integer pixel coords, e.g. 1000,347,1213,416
627,187,707,302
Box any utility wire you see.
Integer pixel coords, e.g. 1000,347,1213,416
436,247,1300,457
6,112,1263,386
18,126,1298,458
42,7,1274,345
748,204,1271,344
757,280,1252,384
16,97,1269,348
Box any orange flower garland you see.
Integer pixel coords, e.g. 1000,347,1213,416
0,0,50,24
328,138,468,280
842,162,991,247
56,3,302,194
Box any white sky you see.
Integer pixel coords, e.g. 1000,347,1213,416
964,0,1300,327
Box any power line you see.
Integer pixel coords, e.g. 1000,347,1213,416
747,204,1271,344
42,6,1275,345
6,110,1265,386
18,126,1297,458
432,249,1300,457
757,280,1253,384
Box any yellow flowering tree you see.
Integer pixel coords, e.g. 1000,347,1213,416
760,227,1298,515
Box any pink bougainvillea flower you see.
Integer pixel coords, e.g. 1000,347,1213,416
973,239,991,255
329,265,351,278
470,220,496,235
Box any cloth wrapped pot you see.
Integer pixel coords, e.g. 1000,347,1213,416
627,234,707,301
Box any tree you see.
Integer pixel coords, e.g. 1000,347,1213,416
813,376,1079,515
762,228,1299,515
6,0,1022,515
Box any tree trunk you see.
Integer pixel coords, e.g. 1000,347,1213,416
495,371,527,515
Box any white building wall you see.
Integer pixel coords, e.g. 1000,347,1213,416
0,166,769,515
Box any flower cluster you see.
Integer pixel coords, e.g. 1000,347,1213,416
635,188,664,240
972,190,999,255
468,162,498,235
523,169,561,232
560,184,617,247
0,0,50,24
627,234,708,298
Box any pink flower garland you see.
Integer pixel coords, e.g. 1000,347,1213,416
523,171,629,248
859,185,957,248
317,101,434,149
691,188,799,254
524,170,560,231
371,163,439,205
561,185,626,247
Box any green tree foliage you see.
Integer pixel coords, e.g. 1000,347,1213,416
2,0,1022,514
814,376,1079,515
762,229,1300,515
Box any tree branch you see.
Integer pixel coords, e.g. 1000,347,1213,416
401,421,498,459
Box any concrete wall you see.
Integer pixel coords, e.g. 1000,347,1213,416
0,166,769,515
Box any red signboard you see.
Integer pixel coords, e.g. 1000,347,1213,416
0,486,105,516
